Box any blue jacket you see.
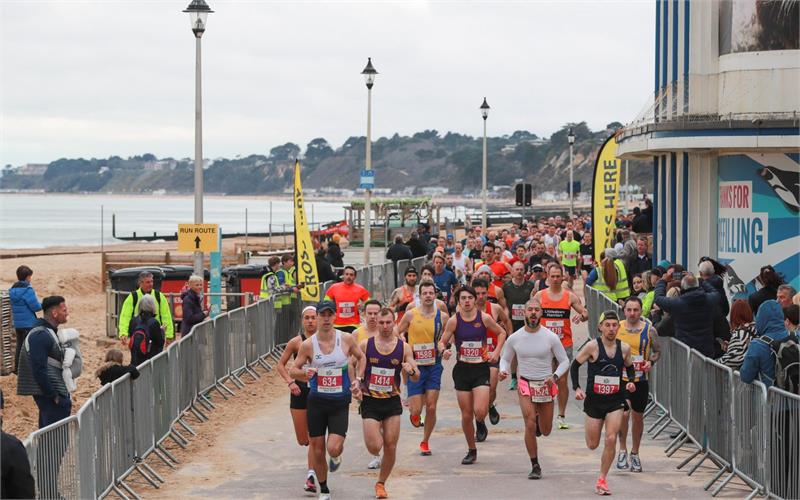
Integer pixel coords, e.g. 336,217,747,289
740,300,789,388
9,281,41,329
653,279,720,357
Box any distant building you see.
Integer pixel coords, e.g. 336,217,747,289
18,164,48,176
420,187,449,196
500,144,517,155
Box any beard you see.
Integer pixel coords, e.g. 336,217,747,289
525,316,541,328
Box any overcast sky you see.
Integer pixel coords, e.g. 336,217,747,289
0,0,654,166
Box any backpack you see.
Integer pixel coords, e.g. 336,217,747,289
129,316,152,355
760,333,799,394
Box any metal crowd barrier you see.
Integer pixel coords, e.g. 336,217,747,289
585,285,799,500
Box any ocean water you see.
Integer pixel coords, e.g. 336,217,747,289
0,194,349,249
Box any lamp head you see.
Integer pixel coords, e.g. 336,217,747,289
480,97,490,120
184,0,213,37
361,57,378,89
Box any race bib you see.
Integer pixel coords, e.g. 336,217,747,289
530,380,553,403
317,367,343,394
631,355,646,379
545,320,565,339
565,252,577,260
511,304,525,321
582,255,593,266
593,375,620,395
339,301,356,318
486,337,495,353
368,366,396,393
413,343,436,366
459,341,484,363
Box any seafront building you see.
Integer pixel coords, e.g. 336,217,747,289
617,0,800,295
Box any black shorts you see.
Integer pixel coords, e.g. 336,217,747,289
306,397,350,438
624,380,649,413
360,395,403,421
584,396,628,420
564,265,576,277
335,325,357,333
290,381,310,410
453,361,490,391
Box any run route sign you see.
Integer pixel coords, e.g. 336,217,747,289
178,223,219,252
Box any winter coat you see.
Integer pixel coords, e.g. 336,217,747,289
16,318,67,398
740,300,790,388
9,281,41,329
386,243,413,263
653,279,720,357
1,431,35,499
96,362,140,386
180,288,206,336
407,238,429,259
748,285,778,316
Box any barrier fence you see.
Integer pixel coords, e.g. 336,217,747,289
585,285,800,499
23,259,400,499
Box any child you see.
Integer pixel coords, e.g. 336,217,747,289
57,328,83,393
95,349,140,385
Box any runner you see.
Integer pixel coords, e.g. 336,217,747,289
533,263,589,430
388,267,418,324
353,299,384,470
471,278,512,426
485,243,512,288
406,265,449,315
290,301,365,500
570,310,637,496
579,232,595,280
324,265,370,333
558,230,581,288
396,280,448,456
616,296,660,472
474,265,509,311
502,261,536,391
499,298,570,479
438,286,506,464
276,305,319,493
358,308,420,499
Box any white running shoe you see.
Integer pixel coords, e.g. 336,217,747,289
630,453,642,472
616,450,629,470
367,455,381,470
318,493,331,500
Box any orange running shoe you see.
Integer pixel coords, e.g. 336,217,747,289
410,414,423,428
595,476,611,496
419,441,432,456
375,482,388,499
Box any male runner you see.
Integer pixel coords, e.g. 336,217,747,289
358,308,419,499
324,266,370,333
484,242,512,288
499,298,570,479
438,286,506,464
502,261,536,391
472,279,512,426
388,267,417,324
616,296,660,472
353,299,384,469
558,230,581,288
406,265,449,315
291,301,365,500
276,305,319,492
533,263,588,429
474,265,509,311
396,280,448,456
570,310,637,496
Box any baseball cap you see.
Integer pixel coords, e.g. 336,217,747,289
405,266,418,276
316,300,336,313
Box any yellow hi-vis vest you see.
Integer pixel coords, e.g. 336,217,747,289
260,271,277,300
594,259,630,301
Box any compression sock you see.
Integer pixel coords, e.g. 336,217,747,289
319,481,329,494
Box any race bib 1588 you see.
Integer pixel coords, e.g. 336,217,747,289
413,343,436,366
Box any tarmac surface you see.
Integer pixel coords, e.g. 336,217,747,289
148,315,755,499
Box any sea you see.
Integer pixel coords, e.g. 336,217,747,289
0,193,465,249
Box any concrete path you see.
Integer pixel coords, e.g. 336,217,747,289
147,318,754,499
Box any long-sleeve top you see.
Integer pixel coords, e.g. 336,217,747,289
717,322,756,370
9,281,41,328
500,325,570,380
741,300,789,388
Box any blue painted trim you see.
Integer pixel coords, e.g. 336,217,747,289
655,0,661,93
682,153,689,267
670,153,677,262
672,0,678,84
660,155,667,259
652,156,659,264
683,0,690,112
652,127,800,138
662,0,668,93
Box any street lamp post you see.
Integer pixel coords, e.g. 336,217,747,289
361,58,377,266
567,127,575,219
480,98,490,231
184,0,213,277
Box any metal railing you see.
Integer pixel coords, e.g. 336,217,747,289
586,285,800,500
24,259,399,499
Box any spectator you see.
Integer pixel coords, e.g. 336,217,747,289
9,265,42,374
117,271,174,344
315,248,339,283
748,265,784,315
260,256,283,301
699,260,731,358
1,390,35,499
587,248,631,304
631,274,645,297
653,271,720,357
16,295,71,427
777,284,797,308
640,270,657,317
180,274,207,336
128,294,165,365
325,235,345,269
407,231,429,259
784,304,799,333
741,300,790,388
653,286,680,337
632,198,653,233
418,223,432,246
95,349,140,385
386,234,413,263
717,300,757,370
626,237,652,286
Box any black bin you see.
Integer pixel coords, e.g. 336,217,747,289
223,264,267,309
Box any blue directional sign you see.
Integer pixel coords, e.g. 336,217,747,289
360,170,375,190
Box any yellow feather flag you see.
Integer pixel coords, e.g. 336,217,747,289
293,160,320,302
591,135,622,264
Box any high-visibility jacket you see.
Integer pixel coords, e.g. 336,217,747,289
260,270,280,303
594,260,630,301
276,267,296,307
118,288,174,339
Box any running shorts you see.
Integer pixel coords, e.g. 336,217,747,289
453,361,490,391
289,381,310,410
583,396,628,420
407,363,444,397
564,265,576,277
306,398,350,438
624,380,649,413
335,325,358,334
360,395,403,421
